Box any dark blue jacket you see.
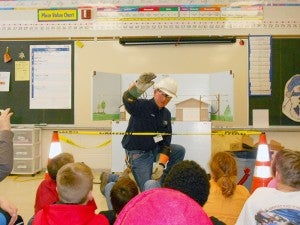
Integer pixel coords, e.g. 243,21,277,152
121,91,172,152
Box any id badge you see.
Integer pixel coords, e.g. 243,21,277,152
153,135,163,143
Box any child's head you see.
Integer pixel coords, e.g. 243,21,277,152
275,149,300,189
110,177,139,214
270,150,281,177
209,151,237,197
47,152,74,181
56,162,94,204
163,160,210,206
114,188,212,225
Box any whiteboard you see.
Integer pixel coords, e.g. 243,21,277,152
111,121,211,172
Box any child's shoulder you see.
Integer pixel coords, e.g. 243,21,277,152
92,213,110,225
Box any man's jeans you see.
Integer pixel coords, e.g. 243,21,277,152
104,144,185,209
126,144,185,191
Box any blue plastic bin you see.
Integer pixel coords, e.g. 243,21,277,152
229,150,257,191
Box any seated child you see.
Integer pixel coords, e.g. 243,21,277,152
34,152,75,214
267,150,281,188
203,152,250,225
100,177,139,224
32,162,109,225
0,108,24,225
29,153,97,225
0,199,24,225
236,149,300,225
114,188,212,225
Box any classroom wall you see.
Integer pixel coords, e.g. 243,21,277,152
37,39,249,169
74,39,249,127
1,1,299,171
36,39,299,171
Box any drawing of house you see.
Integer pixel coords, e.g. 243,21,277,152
175,98,210,121
120,105,130,121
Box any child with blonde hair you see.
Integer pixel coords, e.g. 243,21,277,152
34,152,75,214
32,162,109,225
236,149,300,224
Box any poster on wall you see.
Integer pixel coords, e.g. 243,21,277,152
282,74,300,122
29,45,72,109
92,71,234,122
92,72,121,121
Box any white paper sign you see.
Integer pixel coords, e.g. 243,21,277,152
0,72,10,92
29,45,72,109
253,109,269,128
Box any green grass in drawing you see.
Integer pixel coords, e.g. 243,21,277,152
93,113,120,120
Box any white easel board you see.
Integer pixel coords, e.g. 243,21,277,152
111,121,211,172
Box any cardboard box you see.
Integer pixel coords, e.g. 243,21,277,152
242,135,254,149
230,142,243,151
229,135,254,151
254,139,284,151
269,139,284,151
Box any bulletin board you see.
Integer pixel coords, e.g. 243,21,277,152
0,41,74,124
249,38,300,126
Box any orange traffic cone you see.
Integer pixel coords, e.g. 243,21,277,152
45,131,62,179
48,131,62,159
251,133,272,193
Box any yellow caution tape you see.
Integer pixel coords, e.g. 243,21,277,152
59,130,113,135
57,130,262,149
212,130,262,136
59,130,262,136
59,130,171,136
59,135,111,149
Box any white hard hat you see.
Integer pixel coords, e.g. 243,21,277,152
154,77,177,98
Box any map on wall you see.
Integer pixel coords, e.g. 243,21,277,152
92,71,234,122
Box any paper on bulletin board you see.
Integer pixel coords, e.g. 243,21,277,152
252,109,269,128
29,45,72,109
0,72,10,92
15,61,30,81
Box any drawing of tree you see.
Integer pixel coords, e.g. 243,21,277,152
98,100,106,114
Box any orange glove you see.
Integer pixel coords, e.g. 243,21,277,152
151,146,171,180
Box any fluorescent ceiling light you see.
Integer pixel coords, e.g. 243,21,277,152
119,37,236,46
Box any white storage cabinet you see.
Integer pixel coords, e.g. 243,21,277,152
11,128,42,175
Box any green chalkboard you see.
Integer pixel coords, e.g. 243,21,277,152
249,38,300,125
0,41,74,124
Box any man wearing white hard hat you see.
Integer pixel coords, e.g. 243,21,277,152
121,73,185,191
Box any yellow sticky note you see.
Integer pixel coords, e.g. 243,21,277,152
76,41,84,48
15,61,30,81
